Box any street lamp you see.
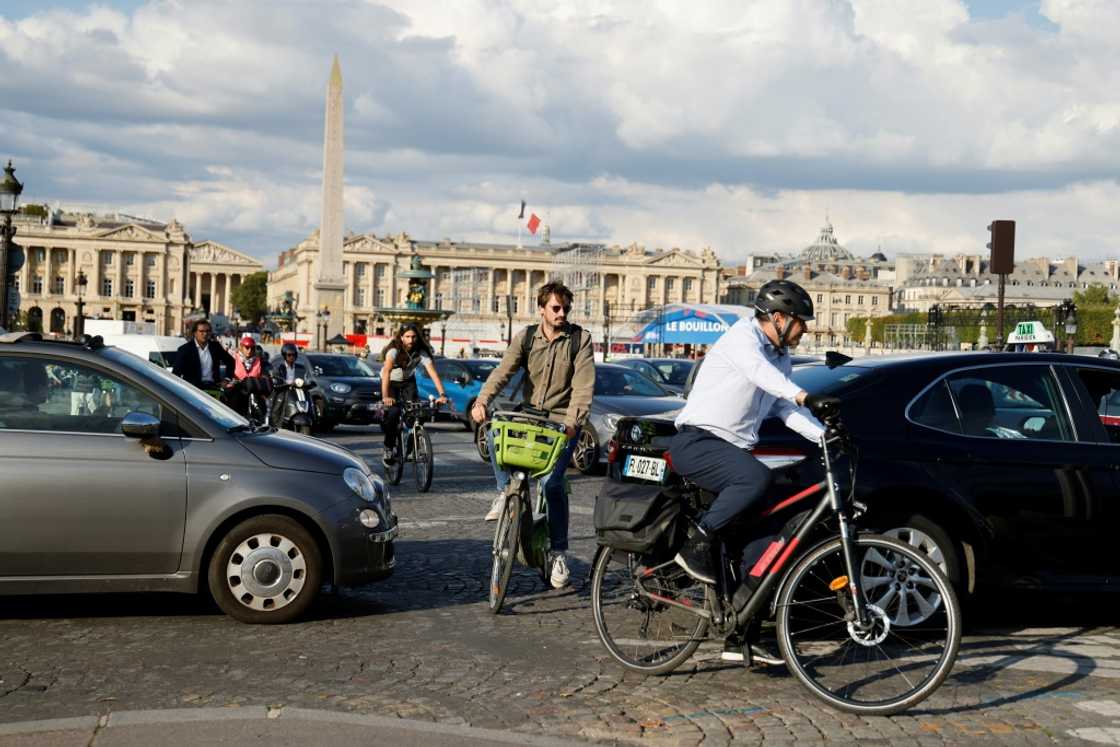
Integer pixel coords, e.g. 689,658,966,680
75,270,88,338
1064,303,1078,353
316,307,331,350
0,160,25,331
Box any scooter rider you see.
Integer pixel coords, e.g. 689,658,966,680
669,279,831,662
224,335,271,417
272,342,305,385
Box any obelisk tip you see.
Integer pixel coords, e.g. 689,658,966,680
329,54,342,86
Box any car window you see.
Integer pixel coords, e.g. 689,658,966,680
499,370,525,400
1072,367,1120,444
437,361,466,380
0,356,162,435
307,356,374,377
653,360,694,385
110,348,246,430
595,367,670,397
944,365,1072,441
464,360,498,380
909,379,961,434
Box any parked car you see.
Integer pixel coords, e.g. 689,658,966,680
475,363,683,474
416,357,500,430
613,357,695,394
304,353,381,430
611,351,1120,607
0,332,397,624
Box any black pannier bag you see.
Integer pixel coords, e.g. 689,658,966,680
593,479,681,553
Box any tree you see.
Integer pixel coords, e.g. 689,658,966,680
231,272,269,325
1073,284,1116,307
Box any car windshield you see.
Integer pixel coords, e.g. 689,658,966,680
463,360,499,379
595,367,672,397
789,363,876,395
652,360,694,385
106,348,249,430
308,355,375,377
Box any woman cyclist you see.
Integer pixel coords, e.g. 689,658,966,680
380,324,448,465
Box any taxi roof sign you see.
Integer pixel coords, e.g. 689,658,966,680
1007,320,1055,344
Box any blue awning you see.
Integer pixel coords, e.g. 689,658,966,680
634,305,750,345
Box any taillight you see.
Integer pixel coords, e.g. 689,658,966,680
662,450,674,471
607,439,619,463
753,446,806,470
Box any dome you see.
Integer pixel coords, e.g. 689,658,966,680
799,221,854,263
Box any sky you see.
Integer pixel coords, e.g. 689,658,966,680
1,0,1118,269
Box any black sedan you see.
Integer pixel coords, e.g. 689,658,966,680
612,351,1120,607
305,353,381,430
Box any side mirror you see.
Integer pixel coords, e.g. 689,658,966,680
121,411,161,439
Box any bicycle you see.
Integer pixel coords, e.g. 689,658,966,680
590,400,961,716
487,410,570,613
383,397,439,492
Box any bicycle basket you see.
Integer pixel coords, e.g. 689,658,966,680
490,414,567,475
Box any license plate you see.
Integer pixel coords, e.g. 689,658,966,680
624,454,666,483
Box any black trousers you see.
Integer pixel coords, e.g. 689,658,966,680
668,426,773,533
382,380,418,447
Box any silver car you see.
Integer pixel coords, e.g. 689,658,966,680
0,332,397,624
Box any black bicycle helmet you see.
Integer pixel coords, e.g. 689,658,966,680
754,279,815,321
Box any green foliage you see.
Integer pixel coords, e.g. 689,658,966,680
1073,284,1117,308
231,271,269,324
19,204,48,218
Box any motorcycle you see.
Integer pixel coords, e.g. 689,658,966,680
217,377,272,428
270,377,317,435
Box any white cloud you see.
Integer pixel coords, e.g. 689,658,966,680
0,0,1117,265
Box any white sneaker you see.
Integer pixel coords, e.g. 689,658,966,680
484,492,505,522
549,552,571,589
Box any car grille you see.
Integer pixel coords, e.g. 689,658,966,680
353,388,379,403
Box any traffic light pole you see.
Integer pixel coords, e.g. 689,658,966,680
997,274,1006,349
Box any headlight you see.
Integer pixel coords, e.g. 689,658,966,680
343,467,376,502
603,413,622,434
330,383,352,394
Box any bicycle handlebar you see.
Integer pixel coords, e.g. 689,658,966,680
490,409,567,433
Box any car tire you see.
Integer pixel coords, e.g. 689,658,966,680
572,427,602,475
875,513,963,592
475,420,491,462
207,514,323,624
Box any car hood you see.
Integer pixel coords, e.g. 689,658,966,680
317,376,378,387
237,429,368,475
593,395,684,417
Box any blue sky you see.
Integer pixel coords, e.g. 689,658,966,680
1,0,1117,265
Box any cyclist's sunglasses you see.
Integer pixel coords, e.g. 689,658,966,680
283,352,297,358
548,304,572,314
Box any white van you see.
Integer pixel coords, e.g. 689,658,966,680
98,334,184,370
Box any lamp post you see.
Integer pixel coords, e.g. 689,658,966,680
316,307,331,350
75,270,88,338
1063,303,1078,354
0,160,25,331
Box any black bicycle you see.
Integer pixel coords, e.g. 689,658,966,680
383,398,439,492
590,400,961,716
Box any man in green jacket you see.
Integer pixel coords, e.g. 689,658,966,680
471,282,595,589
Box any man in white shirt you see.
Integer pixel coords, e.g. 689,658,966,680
672,280,830,583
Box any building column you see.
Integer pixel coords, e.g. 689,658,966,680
524,267,534,318
207,272,215,314
487,269,495,317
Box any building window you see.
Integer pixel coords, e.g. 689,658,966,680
666,277,675,291
844,295,851,304
355,288,366,306
685,278,694,292
830,312,838,327
857,295,863,305
32,275,43,294
123,278,135,298
648,277,657,289
125,254,135,266
145,280,156,299
146,254,157,267
355,263,366,277
101,252,113,266
101,278,113,297
435,293,443,310
376,289,385,306
491,296,500,313
512,297,520,314
816,293,823,303
53,276,64,294
472,298,481,313
169,279,176,296
584,298,592,316
34,248,45,262
872,296,879,306
375,264,385,279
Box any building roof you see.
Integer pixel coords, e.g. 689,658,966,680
798,221,855,263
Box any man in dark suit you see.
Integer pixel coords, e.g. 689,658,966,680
173,319,235,389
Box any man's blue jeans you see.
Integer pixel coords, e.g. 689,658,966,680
488,425,580,553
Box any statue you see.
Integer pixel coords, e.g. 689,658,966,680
406,279,427,310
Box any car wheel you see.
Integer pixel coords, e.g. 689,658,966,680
475,420,491,462
572,427,601,475
870,513,962,626
207,514,323,624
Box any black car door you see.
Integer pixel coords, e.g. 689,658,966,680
1058,363,1120,584
938,363,1097,587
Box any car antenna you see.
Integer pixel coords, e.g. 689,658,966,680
825,351,853,369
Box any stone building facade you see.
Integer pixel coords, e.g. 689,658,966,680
8,208,262,336
722,222,894,347
267,230,722,354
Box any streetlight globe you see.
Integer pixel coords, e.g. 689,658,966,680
0,160,23,214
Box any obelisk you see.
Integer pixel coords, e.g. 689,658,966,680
314,55,347,348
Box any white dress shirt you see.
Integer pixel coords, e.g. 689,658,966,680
197,342,214,384
675,317,824,449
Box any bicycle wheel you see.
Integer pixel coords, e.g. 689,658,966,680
413,426,433,493
488,490,522,614
776,534,961,716
384,433,404,486
591,547,710,675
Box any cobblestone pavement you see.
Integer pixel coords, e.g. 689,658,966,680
4,423,1120,744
